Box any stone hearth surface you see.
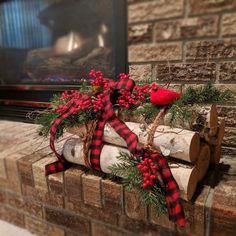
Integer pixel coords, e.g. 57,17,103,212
0,120,235,236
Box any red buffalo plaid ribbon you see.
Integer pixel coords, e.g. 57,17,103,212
137,147,186,227
46,75,185,227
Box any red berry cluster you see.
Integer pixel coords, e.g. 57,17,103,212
92,93,104,113
89,70,108,88
60,90,81,101
117,89,139,109
56,91,92,114
76,97,92,112
119,73,130,80
132,84,151,103
137,158,158,188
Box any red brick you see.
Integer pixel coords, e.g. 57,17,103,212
5,153,24,182
150,208,175,231
65,167,84,200
118,215,167,235
189,0,236,15
22,184,64,209
223,127,236,148
44,207,90,235
48,172,64,194
217,106,236,126
128,0,184,23
222,146,236,157
7,193,43,218
124,189,147,221
222,13,236,37
219,61,236,81
0,205,25,228
210,176,236,235
91,222,127,236
128,23,153,44
129,42,182,62
18,152,46,187
0,156,7,179
156,63,216,82
32,155,57,190
65,197,118,226
82,174,102,208
0,190,7,204
185,39,236,60
155,16,218,41
129,64,152,82
176,186,210,236
25,216,65,236
102,179,123,214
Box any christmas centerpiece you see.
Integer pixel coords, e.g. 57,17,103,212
36,70,232,227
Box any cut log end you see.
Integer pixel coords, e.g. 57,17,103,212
197,144,210,181
170,164,198,201
189,133,201,162
187,167,199,201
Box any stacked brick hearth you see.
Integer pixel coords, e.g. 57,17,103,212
0,0,236,235
0,120,230,236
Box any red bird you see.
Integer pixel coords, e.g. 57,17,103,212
150,86,181,106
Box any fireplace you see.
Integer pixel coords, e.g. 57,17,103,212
0,0,127,121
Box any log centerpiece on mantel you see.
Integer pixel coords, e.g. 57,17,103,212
65,104,225,201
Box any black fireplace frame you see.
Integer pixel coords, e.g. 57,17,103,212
0,0,128,122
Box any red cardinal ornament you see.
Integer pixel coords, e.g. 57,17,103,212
150,85,181,106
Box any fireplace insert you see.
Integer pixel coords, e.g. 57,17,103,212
0,0,127,121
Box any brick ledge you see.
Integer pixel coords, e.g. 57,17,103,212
0,120,235,236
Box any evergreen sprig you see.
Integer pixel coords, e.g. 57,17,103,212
167,83,233,126
108,152,167,215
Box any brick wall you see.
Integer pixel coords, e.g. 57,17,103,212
0,121,235,236
128,0,236,157
0,120,215,236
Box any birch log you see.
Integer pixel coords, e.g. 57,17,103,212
103,123,200,163
62,138,199,200
163,104,218,139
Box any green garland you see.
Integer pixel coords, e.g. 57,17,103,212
167,84,232,126
108,152,167,215
36,83,233,138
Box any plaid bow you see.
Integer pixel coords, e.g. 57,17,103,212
45,77,137,175
46,76,185,227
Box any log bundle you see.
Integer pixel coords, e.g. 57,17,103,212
65,104,225,201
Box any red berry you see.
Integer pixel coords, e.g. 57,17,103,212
137,164,142,170
142,183,148,188
150,175,156,179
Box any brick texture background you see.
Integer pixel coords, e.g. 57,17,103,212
128,0,236,157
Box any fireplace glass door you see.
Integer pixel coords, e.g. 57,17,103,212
0,0,127,120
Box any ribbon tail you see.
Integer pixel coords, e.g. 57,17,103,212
45,159,72,176
158,157,186,227
47,101,76,175
109,116,139,154
165,190,186,227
